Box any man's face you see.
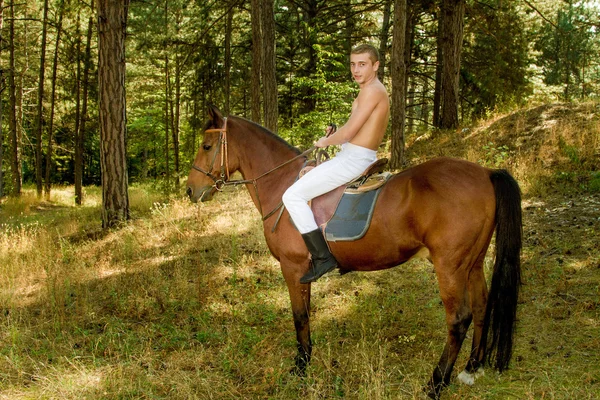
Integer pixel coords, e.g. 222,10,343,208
350,52,379,85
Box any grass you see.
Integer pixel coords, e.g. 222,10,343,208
1,102,600,399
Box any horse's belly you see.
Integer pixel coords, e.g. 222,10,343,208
332,241,429,271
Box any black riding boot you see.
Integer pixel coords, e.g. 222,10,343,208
300,229,338,284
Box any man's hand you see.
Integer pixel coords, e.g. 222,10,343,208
314,136,329,148
314,124,337,148
325,123,337,137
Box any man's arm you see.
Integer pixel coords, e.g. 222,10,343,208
315,87,383,147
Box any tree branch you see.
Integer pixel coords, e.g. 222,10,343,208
522,0,557,29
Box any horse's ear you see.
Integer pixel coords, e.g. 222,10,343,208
207,104,224,128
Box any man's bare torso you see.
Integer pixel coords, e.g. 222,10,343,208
349,80,390,151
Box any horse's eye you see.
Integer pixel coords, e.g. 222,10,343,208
202,144,212,151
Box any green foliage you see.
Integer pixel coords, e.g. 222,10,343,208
589,172,600,193
478,142,511,168
4,0,600,199
534,1,600,100
461,0,532,117
558,136,581,165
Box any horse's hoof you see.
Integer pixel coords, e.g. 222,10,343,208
457,367,485,385
290,364,306,377
291,354,309,377
423,383,443,400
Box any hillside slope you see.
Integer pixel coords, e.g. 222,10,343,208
406,101,599,196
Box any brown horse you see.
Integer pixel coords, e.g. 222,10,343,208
186,105,522,399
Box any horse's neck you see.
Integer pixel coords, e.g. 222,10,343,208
234,123,301,215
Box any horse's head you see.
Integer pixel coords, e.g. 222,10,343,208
186,105,233,203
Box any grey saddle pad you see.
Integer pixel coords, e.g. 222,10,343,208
323,187,383,242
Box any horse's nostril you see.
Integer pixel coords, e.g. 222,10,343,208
186,187,193,198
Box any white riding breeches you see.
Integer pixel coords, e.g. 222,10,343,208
282,143,377,234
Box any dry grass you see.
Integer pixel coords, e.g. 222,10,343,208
1,102,599,399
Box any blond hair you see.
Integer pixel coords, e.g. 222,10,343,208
351,44,380,64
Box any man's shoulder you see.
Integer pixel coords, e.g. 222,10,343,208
360,80,388,99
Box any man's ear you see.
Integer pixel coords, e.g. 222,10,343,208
207,104,224,128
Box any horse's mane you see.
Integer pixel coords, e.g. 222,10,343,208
230,116,301,156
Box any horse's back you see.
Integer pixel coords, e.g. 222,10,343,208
395,157,496,249
377,157,495,248
391,157,494,205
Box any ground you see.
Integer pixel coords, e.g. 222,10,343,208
0,102,598,399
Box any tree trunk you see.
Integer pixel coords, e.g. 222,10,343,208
0,71,3,198
75,0,94,205
71,8,83,200
432,4,443,128
0,0,4,198
301,0,318,113
163,1,170,191
98,0,130,228
407,76,416,134
8,0,20,195
250,0,262,124
172,63,180,190
261,0,278,132
165,54,170,191
224,3,233,115
390,0,407,170
420,71,430,128
343,0,354,65
172,7,181,190
378,0,393,81
44,0,65,199
439,0,465,130
34,0,50,197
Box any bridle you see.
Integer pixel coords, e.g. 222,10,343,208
190,117,317,227
190,117,231,192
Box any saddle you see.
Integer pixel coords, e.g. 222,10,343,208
303,158,392,241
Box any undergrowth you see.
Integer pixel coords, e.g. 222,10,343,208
0,102,599,399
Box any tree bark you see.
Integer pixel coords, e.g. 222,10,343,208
343,0,354,65
173,9,181,190
405,5,417,134
250,0,262,124
98,0,130,228
165,54,170,191
0,0,4,198
378,0,393,81
390,0,407,170
71,8,83,200
172,61,180,190
433,3,443,128
163,1,170,191
44,0,65,199
224,4,233,115
75,0,94,205
439,0,465,129
34,0,50,197
261,0,278,132
8,0,20,195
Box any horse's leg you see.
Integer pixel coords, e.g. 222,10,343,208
426,263,473,399
457,259,488,385
280,259,312,375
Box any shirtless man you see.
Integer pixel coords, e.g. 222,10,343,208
282,43,390,284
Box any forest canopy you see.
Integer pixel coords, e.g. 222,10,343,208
0,0,599,199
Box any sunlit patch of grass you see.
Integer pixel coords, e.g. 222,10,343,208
0,189,39,218
2,103,600,399
2,179,599,398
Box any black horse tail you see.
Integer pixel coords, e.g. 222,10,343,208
482,169,522,372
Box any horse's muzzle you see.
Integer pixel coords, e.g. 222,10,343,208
186,185,215,203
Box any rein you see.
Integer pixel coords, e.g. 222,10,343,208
191,117,317,226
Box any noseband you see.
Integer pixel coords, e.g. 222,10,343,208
191,117,230,191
